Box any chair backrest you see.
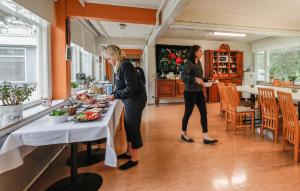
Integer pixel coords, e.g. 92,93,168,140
217,82,225,101
223,86,236,122
281,81,293,87
273,79,281,87
228,83,240,106
277,91,299,143
258,88,278,118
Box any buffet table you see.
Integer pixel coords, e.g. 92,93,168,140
0,99,124,190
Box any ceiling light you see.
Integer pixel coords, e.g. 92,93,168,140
213,32,246,37
120,23,126,30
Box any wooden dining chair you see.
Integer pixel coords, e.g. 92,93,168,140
281,81,293,87
258,88,280,143
273,79,282,87
217,82,226,116
224,86,255,133
277,91,299,162
228,83,240,106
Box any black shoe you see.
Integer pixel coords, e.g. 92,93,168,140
119,160,138,170
117,153,131,159
203,139,218,144
181,135,194,143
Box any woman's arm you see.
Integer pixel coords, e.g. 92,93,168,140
114,63,140,99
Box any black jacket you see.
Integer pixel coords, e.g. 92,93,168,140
181,59,208,92
114,60,145,100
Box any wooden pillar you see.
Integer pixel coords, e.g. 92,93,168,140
51,0,71,99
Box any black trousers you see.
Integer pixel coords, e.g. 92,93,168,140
123,91,147,149
182,91,208,133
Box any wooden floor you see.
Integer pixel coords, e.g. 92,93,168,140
30,103,300,191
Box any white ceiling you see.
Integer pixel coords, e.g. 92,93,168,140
162,0,300,42
178,0,300,22
97,21,153,39
86,0,162,9
161,29,269,42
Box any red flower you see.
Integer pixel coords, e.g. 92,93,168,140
169,53,177,60
176,57,183,65
168,60,172,64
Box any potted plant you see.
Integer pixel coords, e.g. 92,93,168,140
71,81,79,95
0,81,36,126
288,74,297,85
269,66,277,82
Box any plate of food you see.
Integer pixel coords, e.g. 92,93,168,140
87,108,108,114
74,111,101,122
75,93,96,104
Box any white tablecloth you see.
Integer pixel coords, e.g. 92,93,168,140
237,85,300,101
0,100,124,174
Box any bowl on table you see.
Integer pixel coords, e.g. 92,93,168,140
49,109,68,124
49,115,68,124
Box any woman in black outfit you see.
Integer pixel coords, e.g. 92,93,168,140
181,45,218,144
106,45,147,170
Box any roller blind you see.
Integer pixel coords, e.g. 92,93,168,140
12,0,54,24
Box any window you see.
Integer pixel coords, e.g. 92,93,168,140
255,46,300,83
71,43,81,81
256,51,266,81
81,50,93,77
269,47,300,82
0,48,26,81
70,43,96,81
0,0,50,103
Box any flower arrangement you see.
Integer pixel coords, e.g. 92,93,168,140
157,45,190,76
0,81,36,106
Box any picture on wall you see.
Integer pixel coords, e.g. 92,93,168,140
156,44,191,79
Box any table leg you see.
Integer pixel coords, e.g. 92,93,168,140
66,140,106,168
87,142,92,157
46,142,103,191
71,143,78,185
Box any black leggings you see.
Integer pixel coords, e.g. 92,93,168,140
123,92,147,149
182,91,208,133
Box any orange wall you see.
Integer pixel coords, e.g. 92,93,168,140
51,0,70,99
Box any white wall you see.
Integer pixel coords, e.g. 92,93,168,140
145,38,253,104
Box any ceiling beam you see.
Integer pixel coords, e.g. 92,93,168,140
145,0,192,45
66,0,157,25
123,49,142,56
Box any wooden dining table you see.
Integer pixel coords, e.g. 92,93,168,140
236,84,300,118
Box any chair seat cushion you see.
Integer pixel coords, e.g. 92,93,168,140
237,106,254,113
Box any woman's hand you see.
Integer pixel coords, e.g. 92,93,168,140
195,77,204,85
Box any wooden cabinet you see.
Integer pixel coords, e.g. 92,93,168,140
176,80,185,95
156,79,208,105
155,79,184,105
156,79,176,97
204,44,244,102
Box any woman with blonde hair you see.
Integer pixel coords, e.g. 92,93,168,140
105,45,147,170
